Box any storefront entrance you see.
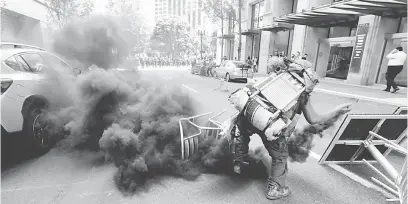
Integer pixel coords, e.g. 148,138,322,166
315,37,355,80
326,45,353,80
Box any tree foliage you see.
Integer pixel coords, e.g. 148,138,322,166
106,0,149,54
151,17,197,57
200,0,236,23
45,0,94,28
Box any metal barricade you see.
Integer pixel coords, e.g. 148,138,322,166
212,77,229,92
319,113,407,204
178,110,227,160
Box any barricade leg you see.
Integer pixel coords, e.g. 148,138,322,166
364,141,399,181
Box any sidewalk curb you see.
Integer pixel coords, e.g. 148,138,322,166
314,88,407,107
253,77,406,107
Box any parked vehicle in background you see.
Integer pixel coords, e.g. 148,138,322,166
1,42,80,155
213,60,254,82
191,62,202,75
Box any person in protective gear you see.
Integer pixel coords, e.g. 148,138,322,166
228,58,352,200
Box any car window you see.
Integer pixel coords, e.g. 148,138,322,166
15,55,33,72
233,62,245,67
4,56,24,71
41,53,73,73
233,61,248,68
20,53,45,72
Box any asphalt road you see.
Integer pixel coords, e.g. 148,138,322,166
1,67,403,204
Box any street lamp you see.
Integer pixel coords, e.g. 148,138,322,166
197,30,205,59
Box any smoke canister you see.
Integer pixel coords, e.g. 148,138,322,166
244,97,279,131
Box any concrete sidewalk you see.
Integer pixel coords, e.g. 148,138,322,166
253,73,407,106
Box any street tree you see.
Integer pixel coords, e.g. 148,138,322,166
106,0,149,55
201,0,242,59
45,0,94,28
151,17,197,58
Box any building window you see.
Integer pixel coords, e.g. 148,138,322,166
251,0,265,29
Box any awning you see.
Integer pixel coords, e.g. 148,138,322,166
217,34,235,39
241,29,261,36
274,0,407,27
258,22,294,32
332,0,407,17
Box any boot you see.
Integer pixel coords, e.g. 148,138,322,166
233,160,249,174
265,177,291,200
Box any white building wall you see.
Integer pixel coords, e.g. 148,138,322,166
1,0,49,48
2,0,48,22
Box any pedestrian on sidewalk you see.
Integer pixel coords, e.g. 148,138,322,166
384,46,407,93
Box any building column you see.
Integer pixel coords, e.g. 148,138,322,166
347,15,399,85
258,31,271,73
245,35,253,60
303,27,329,77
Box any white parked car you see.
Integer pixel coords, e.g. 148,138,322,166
1,42,80,154
213,60,254,82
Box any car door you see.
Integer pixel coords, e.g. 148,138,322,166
18,52,51,93
2,55,35,102
225,61,234,74
217,61,227,77
40,52,75,76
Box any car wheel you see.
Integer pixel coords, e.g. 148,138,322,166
24,107,54,155
225,73,231,82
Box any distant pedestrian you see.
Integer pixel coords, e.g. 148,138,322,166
303,54,308,60
207,58,216,77
253,57,259,73
246,56,253,66
384,46,406,93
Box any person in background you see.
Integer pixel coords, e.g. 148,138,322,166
303,54,308,60
253,57,259,73
246,56,253,67
384,46,407,93
207,58,216,77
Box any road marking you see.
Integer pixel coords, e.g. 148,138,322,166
164,76,172,80
1,180,89,192
309,151,394,198
77,190,115,197
182,84,199,93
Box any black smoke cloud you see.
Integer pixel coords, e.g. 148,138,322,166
45,15,233,195
286,108,349,163
51,15,129,69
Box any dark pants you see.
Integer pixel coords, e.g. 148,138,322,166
233,115,289,186
386,65,403,90
207,67,214,77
